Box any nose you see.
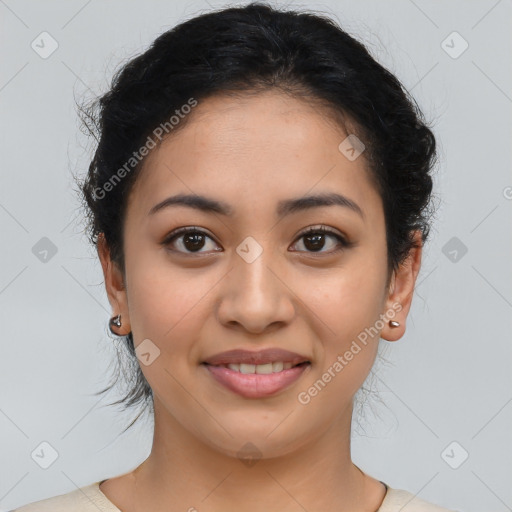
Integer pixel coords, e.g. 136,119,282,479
215,244,295,335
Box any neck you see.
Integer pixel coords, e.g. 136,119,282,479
119,398,384,512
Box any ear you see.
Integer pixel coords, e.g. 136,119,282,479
97,233,131,336
381,230,423,342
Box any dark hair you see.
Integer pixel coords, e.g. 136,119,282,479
78,2,437,433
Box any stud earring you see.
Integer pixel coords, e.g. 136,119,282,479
109,314,122,334
389,320,400,328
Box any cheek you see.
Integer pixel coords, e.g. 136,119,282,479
123,260,213,401
305,254,387,377
303,277,384,407
124,249,217,355
311,261,387,332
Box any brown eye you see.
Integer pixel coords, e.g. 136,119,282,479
291,226,349,254
163,227,220,254
162,225,351,256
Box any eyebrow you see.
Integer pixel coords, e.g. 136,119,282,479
148,192,365,220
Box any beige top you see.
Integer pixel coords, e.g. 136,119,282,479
10,481,458,511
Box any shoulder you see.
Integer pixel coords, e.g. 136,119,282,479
9,482,120,512
379,486,460,512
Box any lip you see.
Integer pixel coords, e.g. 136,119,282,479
202,348,310,366
203,362,311,398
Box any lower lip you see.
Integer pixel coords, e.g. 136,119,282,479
203,363,310,398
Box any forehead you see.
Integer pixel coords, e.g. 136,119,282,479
127,90,382,223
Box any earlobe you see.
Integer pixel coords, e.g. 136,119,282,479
381,230,423,342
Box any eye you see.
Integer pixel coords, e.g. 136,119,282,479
290,225,350,255
162,225,352,256
163,226,221,255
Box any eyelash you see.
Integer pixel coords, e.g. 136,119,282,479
162,225,351,256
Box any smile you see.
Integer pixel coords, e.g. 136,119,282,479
202,362,311,398
213,361,304,373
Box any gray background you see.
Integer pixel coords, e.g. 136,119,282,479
1,1,511,511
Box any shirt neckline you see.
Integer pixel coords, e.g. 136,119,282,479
94,479,392,511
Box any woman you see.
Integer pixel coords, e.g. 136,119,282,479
13,3,457,511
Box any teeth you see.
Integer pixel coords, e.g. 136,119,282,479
273,361,284,372
240,363,256,374
255,362,273,374
225,361,299,374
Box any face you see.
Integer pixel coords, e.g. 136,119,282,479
99,90,421,459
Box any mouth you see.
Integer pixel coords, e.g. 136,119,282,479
201,360,311,398
201,347,310,367
202,361,311,374
201,348,311,398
